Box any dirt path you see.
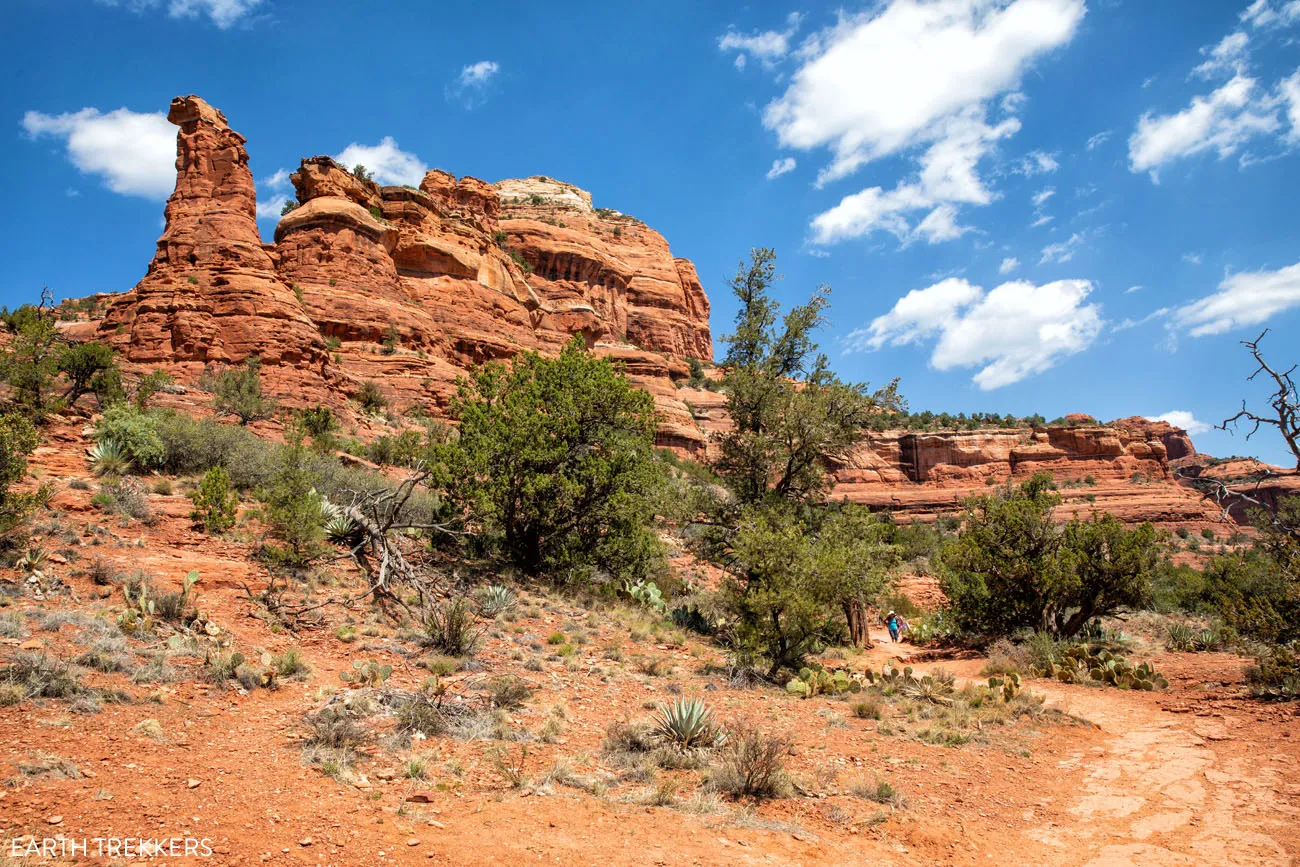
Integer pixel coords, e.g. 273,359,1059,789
1031,683,1296,867
875,636,1299,867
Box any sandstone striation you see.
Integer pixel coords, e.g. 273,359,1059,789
91,98,713,444
97,96,326,370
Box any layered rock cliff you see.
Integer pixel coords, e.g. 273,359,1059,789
91,96,713,446
98,96,327,371
71,96,1235,532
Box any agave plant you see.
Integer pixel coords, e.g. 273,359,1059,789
901,672,956,705
320,498,363,546
478,584,516,617
15,546,48,576
651,698,724,750
88,439,132,477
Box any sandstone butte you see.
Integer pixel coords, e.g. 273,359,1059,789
61,95,1246,533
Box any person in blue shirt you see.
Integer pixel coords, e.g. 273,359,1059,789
885,610,901,643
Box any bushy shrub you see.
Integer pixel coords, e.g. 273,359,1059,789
447,337,664,580
708,723,790,799
422,597,483,656
208,357,275,425
190,466,239,532
256,437,327,567
94,404,165,471
0,413,47,542
152,410,275,489
356,380,388,413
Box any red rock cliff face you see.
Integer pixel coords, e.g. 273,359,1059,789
98,96,326,370
827,420,1223,530
92,98,712,444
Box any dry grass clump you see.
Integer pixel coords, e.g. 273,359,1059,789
707,722,791,799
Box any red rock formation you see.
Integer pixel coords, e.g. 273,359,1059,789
97,96,326,370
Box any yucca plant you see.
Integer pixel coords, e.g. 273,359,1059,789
651,698,724,750
88,438,132,477
320,498,363,547
478,584,516,617
901,672,956,705
15,546,48,576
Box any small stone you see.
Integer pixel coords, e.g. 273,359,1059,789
47,816,63,825
407,838,420,846
187,779,201,788
428,820,445,829
407,793,435,804
299,837,312,847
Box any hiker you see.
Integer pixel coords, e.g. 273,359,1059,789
885,610,901,643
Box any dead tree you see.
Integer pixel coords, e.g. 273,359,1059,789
280,464,468,623
1221,330,1300,470
1184,330,1300,545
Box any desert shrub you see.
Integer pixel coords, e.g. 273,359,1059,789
305,706,370,749
256,436,327,567
365,429,424,467
853,777,904,807
94,477,153,522
422,597,483,656
296,405,338,452
133,369,174,410
0,652,85,698
190,466,239,532
708,723,790,799
208,357,275,425
446,337,664,580
687,356,707,388
482,675,533,709
89,438,132,476
94,404,165,471
151,410,274,489
0,412,47,542
355,380,388,413
57,341,117,407
939,475,1162,638
1247,646,1299,701
271,648,312,679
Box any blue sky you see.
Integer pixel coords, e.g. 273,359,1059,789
4,0,1300,464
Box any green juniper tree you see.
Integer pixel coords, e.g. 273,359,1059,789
699,248,904,675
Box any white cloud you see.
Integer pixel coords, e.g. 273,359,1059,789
1040,232,1083,263
1281,69,1300,142
96,0,263,28
334,137,428,187
1126,284,1143,294
1240,0,1300,29
255,168,292,222
1145,410,1210,435
848,276,1102,389
762,0,1084,245
1086,129,1112,150
1129,74,1280,179
1030,214,1054,227
1129,4,1300,181
1174,260,1300,336
1031,186,1055,207
1012,149,1060,175
446,61,500,108
911,203,971,244
21,107,174,199
1193,30,1251,78
999,256,1020,274
719,12,803,69
766,156,797,179
1182,252,1203,265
